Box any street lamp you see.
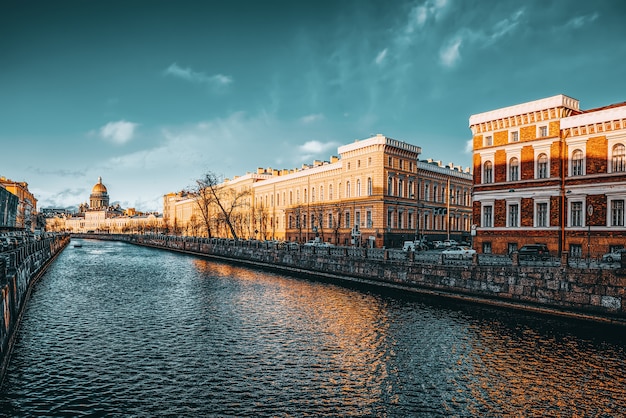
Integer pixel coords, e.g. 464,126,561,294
587,204,593,263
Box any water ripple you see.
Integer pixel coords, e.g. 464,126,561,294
0,238,625,416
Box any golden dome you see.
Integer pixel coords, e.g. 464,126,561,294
92,176,108,194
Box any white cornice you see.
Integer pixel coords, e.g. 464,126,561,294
338,134,421,155
469,94,579,126
561,105,626,129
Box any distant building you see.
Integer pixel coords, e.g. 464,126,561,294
0,177,37,231
46,177,163,233
470,94,626,256
0,183,18,230
164,134,473,248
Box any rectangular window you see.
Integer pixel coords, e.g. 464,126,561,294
345,212,351,228
366,210,372,228
509,164,518,181
569,244,582,258
483,242,492,254
484,135,493,146
510,131,519,142
508,204,519,227
538,160,548,179
572,157,583,176
539,126,548,137
536,202,548,227
328,213,333,229
408,212,413,230
611,200,624,226
387,211,393,229
571,202,582,227
355,211,361,228
483,205,493,228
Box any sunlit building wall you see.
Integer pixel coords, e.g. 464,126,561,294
166,134,473,248
470,94,626,256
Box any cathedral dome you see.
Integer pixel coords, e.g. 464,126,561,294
92,177,108,194
89,176,110,210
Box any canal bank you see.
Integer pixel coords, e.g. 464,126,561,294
83,234,626,326
0,234,70,383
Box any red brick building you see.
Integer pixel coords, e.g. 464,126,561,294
470,94,626,257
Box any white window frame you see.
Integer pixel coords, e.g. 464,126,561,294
607,194,626,227
534,145,551,179
569,199,585,227
482,203,493,228
483,161,493,184
508,157,520,182
507,199,521,228
567,138,587,177
510,130,519,143
534,199,550,228
538,125,548,138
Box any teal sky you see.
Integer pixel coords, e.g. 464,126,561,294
2,0,625,212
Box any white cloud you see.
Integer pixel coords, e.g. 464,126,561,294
439,37,462,68
375,48,388,65
405,0,449,34
296,140,339,163
564,13,599,30
438,8,524,68
164,63,233,86
299,113,324,124
489,9,524,43
99,120,138,144
464,139,474,154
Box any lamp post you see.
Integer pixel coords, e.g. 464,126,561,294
587,204,593,263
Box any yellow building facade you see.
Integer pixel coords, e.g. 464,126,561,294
0,177,37,231
165,134,472,248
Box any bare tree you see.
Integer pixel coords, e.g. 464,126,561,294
192,171,250,240
330,202,346,245
312,205,326,242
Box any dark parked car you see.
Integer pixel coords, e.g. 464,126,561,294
517,244,550,260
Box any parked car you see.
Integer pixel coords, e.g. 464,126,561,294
442,246,476,259
432,240,444,249
602,248,626,263
443,239,458,247
517,244,550,260
403,240,427,251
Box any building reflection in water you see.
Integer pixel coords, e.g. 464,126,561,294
191,259,626,416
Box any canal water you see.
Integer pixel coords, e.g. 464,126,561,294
1,239,625,417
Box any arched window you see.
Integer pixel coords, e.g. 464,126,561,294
367,178,373,196
329,184,333,200
346,181,351,197
612,144,626,172
483,161,493,184
537,154,548,179
572,149,584,176
311,187,315,203
320,186,324,201
398,179,403,197
356,179,361,197
509,157,519,181
387,177,393,196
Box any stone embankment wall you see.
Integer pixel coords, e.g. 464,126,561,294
126,235,626,325
0,234,70,379
84,234,626,325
